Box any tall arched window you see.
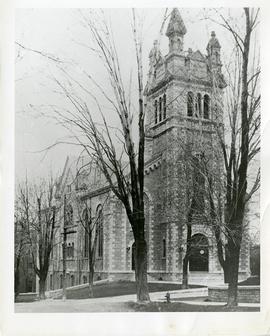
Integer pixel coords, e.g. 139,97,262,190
197,93,202,117
187,92,194,117
159,97,162,122
96,206,103,259
66,204,73,226
154,100,158,124
203,94,210,119
162,238,166,258
71,274,75,287
71,242,74,258
163,94,166,119
67,243,71,258
193,154,205,211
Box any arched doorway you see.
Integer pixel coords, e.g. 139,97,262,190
189,234,209,272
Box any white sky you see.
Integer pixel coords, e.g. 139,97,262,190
15,8,245,181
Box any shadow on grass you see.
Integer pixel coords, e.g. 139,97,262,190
127,301,260,312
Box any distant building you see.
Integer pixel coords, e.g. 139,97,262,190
46,9,250,291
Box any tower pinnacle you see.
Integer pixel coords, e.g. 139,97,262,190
206,31,221,64
166,8,187,53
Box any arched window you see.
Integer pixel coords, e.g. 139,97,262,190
162,238,166,258
67,243,74,258
66,204,73,226
67,243,71,258
71,242,74,258
131,242,136,271
187,92,194,117
154,100,158,124
193,154,205,211
96,206,103,259
159,97,162,122
163,94,166,119
83,275,87,284
71,274,75,287
197,93,202,117
203,94,210,119
82,209,90,257
189,234,209,272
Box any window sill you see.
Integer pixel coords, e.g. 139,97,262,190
153,118,168,128
185,116,211,122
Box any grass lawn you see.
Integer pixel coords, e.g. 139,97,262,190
58,281,204,300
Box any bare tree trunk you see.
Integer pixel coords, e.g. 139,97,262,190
88,241,94,298
39,276,46,300
182,256,189,289
134,238,149,302
14,255,21,297
88,266,94,298
226,244,240,307
182,222,192,289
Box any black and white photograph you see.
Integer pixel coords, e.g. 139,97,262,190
1,1,269,335
13,7,261,313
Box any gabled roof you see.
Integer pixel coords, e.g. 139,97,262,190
191,50,205,61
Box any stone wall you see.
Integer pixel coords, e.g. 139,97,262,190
208,285,260,303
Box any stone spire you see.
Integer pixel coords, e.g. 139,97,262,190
206,31,221,64
166,8,187,53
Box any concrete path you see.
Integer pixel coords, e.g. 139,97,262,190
178,299,260,308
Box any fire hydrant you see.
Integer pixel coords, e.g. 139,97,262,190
165,292,171,303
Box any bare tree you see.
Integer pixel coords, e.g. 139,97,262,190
14,216,29,297
16,177,59,299
201,7,260,306
16,8,170,303
49,9,168,302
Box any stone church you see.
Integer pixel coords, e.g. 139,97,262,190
46,9,250,291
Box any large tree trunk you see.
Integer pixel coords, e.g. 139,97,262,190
88,263,94,298
134,238,150,302
14,255,21,297
182,255,189,289
182,221,192,289
39,276,46,300
226,245,240,307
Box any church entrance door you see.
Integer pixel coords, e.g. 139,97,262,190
189,234,209,272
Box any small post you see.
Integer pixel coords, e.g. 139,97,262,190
165,292,171,303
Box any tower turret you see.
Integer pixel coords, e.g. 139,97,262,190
166,8,187,53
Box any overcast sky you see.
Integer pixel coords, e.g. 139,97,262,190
15,8,247,182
